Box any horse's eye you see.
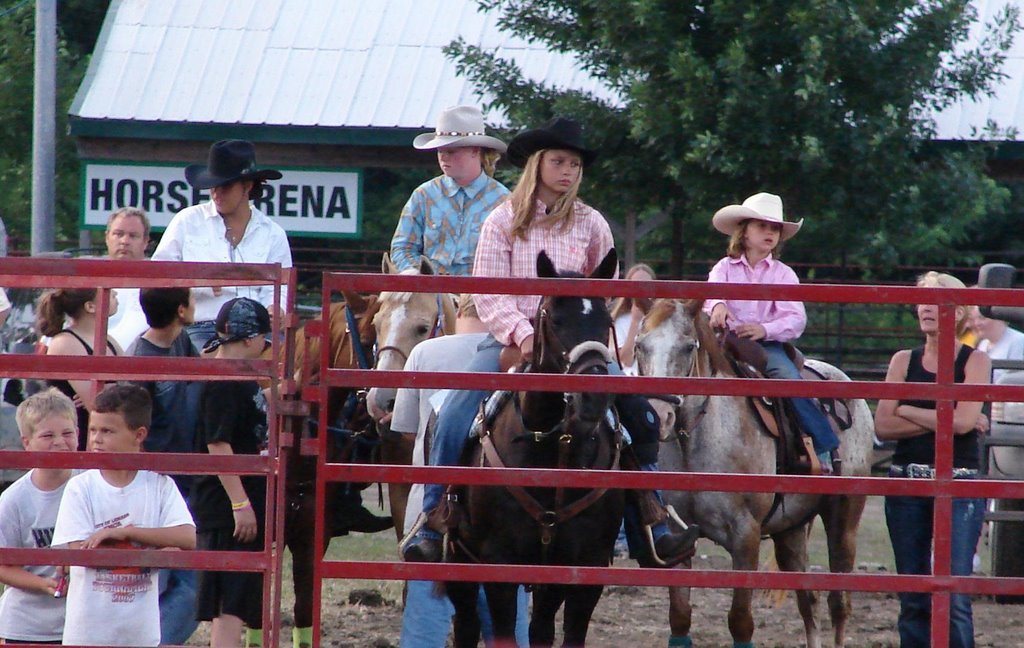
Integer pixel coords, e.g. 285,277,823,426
416,325,430,337
683,340,696,353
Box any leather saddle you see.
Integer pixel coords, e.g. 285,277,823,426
720,332,852,476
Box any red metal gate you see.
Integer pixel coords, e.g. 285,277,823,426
307,271,1024,648
0,257,291,647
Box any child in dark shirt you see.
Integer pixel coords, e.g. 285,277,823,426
191,298,271,648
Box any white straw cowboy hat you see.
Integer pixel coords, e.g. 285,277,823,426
712,192,803,241
412,106,507,152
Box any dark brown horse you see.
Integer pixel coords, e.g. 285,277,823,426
445,250,625,648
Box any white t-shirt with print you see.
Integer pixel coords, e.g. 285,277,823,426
0,470,69,642
52,469,194,647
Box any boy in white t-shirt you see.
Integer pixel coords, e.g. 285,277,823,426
52,384,195,647
0,389,79,644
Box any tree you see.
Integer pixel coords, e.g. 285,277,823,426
0,1,110,248
447,0,1019,276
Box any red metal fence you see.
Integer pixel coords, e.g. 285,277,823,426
310,271,1024,648
0,258,292,647
4,260,1024,647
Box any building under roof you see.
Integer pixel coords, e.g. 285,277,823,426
69,0,1024,237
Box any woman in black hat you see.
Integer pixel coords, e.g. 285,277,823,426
401,117,699,568
152,140,292,351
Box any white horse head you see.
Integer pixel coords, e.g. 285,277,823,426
367,254,456,417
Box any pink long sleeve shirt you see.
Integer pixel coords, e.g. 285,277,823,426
472,199,616,347
705,255,807,343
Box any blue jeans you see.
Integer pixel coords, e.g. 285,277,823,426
761,342,839,453
186,320,217,353
885,485,986,648
422,336,504,513
158,568,198,645
400,581,529,647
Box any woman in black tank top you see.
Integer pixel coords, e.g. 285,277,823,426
874,271,990,648
36,288,123,450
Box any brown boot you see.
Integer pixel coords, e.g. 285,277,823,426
632,490,700,567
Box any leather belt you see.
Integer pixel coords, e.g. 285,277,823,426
889,463,979,479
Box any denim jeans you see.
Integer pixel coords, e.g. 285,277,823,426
400,581,529,647
158,568,198,645
761,342,839,453
885,485,986,648
185,320,217,353
421,336,504,513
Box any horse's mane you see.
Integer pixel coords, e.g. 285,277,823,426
644,299,677,330
379,290,410,305
644,299,732,377
683,300,733,377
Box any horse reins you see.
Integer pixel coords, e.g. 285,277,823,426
479,425,620,550
479,346,621,555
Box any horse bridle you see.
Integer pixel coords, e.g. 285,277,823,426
373,292,448,368
651,330,712,441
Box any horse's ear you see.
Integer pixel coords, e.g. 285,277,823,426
684,299,706,318
537,250,558,278
342,290,368,314
591,248,618,280
382,253,396,275
419,256,435,276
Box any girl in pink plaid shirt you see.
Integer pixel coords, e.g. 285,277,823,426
402,117,699,568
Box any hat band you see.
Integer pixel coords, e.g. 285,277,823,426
436,130,485,137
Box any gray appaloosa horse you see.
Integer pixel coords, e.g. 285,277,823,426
635,299,874,648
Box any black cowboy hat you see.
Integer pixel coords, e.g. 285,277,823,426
184,140,283,189
506,117,598,168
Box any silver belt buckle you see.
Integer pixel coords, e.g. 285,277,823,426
907,463,935,479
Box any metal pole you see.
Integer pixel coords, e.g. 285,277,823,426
31,0,57,255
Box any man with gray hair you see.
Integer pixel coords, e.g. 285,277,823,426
105,207,152,349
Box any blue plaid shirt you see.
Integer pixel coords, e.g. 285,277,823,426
390,172,509,276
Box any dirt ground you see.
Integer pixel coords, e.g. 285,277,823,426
305,561,1023,648
187,496,1024,648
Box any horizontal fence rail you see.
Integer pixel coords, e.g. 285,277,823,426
308,271,1024,648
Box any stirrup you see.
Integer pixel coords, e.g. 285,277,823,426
399,512,449,563
641,505,697,567
398,512,429,558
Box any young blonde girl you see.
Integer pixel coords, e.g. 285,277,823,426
402,117,698,567
706,192,839,472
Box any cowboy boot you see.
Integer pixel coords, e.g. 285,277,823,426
400,513,444,563
400,488,462,562
620,449,700,567
630,488,701,567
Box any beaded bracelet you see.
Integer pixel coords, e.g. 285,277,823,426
231,499,251,511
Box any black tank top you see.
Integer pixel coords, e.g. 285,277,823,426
891,345,980,469
46,329,118,451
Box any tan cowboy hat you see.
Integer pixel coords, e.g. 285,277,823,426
412,106,507,152
712,192,803,241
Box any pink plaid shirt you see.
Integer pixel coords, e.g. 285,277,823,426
705,255,806,342
473,199,616,346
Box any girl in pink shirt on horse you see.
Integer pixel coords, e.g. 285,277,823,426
706,192,840,473
401,117,699,566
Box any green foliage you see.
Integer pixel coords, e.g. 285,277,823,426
0,1,110,247
448,0,1019,276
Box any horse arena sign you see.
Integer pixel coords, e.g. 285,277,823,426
80,160,362,238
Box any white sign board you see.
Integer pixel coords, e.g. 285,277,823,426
81,161,362,238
